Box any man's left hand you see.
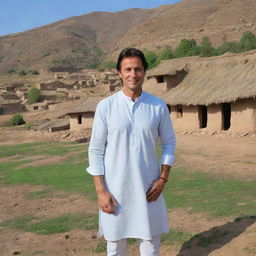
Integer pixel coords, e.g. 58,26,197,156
146,178,166,202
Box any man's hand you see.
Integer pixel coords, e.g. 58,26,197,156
146,178,166,202
97,191,117,214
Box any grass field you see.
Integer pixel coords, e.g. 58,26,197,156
0,141,255,253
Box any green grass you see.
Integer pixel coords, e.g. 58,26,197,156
164,169,256,217
0,213,98,235
1,142,256,219
0,142,47,157
2,162,96,199
0,141,87,158
91,242,107,253
161,229,194,246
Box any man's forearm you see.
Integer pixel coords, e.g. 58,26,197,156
93,175,107,195
93,175,116,214
159,164,171,182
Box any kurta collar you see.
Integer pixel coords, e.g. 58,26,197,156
120,89,145,103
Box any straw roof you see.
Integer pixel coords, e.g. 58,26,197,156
65,97,103,115
145,51,256,106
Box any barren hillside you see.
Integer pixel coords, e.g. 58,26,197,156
1,0,256,73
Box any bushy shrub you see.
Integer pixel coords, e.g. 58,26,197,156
240,31,256,51
199,36,217,57
97,61,116,71
6,69,16,74
27,69,40,75
216,41,242,55
144,50,159,69
158,46,174,61
18,70,26,76
175,39,200,58
11,114,25,126
27,87,41,104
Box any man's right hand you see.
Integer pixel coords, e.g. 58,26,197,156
97,191,117,214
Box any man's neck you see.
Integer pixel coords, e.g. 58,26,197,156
123,88,142,101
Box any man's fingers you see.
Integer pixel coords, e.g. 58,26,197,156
146,186,162,202
111,196,118,206
101,203,115,213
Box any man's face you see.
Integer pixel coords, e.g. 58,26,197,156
118,57,145,92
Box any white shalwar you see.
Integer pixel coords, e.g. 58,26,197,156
87,90,176,241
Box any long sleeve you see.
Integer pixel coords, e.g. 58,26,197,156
86,101,108,176
158,104,176,167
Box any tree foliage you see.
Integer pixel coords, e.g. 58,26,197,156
199,36,217,57
158,46,174,61
98,61,116,72
175,39,200,58
99,31,256,70
216,41,242,55
144,50,159,69
240,31,256,51
11,114,25,126
27,87,41,104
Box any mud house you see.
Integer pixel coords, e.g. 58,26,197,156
65,97,103,131
144,51,256,134
36,80,74,90
0,97,25,114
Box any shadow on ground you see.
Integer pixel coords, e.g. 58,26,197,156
177,216,256,256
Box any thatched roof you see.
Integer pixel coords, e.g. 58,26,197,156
145,51,256,106
65,97,103,115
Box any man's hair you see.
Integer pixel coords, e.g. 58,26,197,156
116,48,148,71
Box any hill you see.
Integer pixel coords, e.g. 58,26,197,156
0,8,153,74
1,0,256,73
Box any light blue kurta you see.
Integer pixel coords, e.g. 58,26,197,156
87,90,176,241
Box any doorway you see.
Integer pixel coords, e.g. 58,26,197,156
198,105,207,128
221,103,231,130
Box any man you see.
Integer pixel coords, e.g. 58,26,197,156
87,48,176,256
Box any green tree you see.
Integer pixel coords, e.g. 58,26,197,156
175,39,200,58
98,61,116,72
27,87,41,104
158,46,174,61
199,36,217,57
216,41,242,55
11,114,25,126
144,50,158,69
240,31,256,51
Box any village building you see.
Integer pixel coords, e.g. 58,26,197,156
0,97,25,114
36,80,74,90
64,97,103,131
144,51,256,134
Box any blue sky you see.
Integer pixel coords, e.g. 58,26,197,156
0,0,181,36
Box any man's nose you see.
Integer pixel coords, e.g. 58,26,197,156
130,69,136,76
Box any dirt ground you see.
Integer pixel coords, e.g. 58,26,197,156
0,128,255,256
